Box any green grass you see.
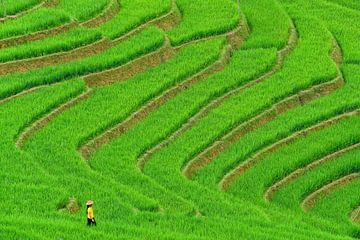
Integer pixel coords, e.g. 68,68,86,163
91,46,277,216
279,0,360,63
193,64,359,188
274,148,360,213
227,115,360,203
0,0,360,239
168,0,239,46
56,0,109,22
240,0,290,49
0,0,42,18
0,8,70,40
23,39,228,215
100,0,171,39
0,27,102,62
311,178,360,225
143,15,336,194
0,27,164,99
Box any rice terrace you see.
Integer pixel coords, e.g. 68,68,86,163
0,0,360,239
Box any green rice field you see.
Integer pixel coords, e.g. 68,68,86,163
0,0,359,239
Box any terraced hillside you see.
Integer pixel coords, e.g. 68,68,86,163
0,0,359,239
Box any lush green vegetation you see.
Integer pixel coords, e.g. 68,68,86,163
56,0,109,22
24,39,228,215
0,8,70,39
0,27,164,99
0,0,42,17
100,0,171,39
240,0,290,49
149,16,336,190
193,64,358,188
167,0,239,45
0,28,101,62
0,0,359,239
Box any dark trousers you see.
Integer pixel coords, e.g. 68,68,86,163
87,218,96,226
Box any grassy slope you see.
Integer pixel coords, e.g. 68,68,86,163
0,0,359,239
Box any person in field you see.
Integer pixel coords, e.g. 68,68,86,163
86,200,96,226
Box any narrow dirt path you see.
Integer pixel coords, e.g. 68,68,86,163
9,6,248,151
180,19,298,179
301,173,360,211
217,36,344,192
0,0,179,77
43,0,61,7
82,37,175,87
78,16,250,160
111,0,181,46
80,0,120,28
134,19,299,176
0,0,61,23
0,86,46,107
350,205,360,223
0,0,117,49
0,0,48,23
79,43,233,160
16,88,92,148
0,21,78,49
264,138,360,201
0,39,111,75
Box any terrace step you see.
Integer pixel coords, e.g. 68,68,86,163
264,139,360,202
301,173,360,211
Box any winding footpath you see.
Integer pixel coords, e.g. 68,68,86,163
301,173,360,211
15,88,92,149
264,140,360,201
218,37,345,192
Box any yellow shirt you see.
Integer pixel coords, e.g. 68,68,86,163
87,207,94,219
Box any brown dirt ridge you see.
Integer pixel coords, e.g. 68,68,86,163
79,17,248,160
264,138,360,201
16,88,92,149
181,18,298,180
218,36,345,192
301,173,360,211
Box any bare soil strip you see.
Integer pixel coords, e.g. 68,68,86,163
78,17,250,160
180,20,298,179
218,76,345,192
0,0,180,77
43,0,61,7
16,88,92,148
195,76,344,189
83,37,175,87
111,0,182,46
80,0,120,28
301,173,360,212
0,0,61,23
10,8,246,150
0,38,111,75
217,37,344,191
0,86,47,106
0,21,78,49
83,18,249,87
0,0,116,49
264,138,360,201
79,43,233,160
0,0,48,23
174,20,249,51
135,21,296,175
350,205,360,223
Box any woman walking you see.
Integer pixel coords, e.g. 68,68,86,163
86,200,96,226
